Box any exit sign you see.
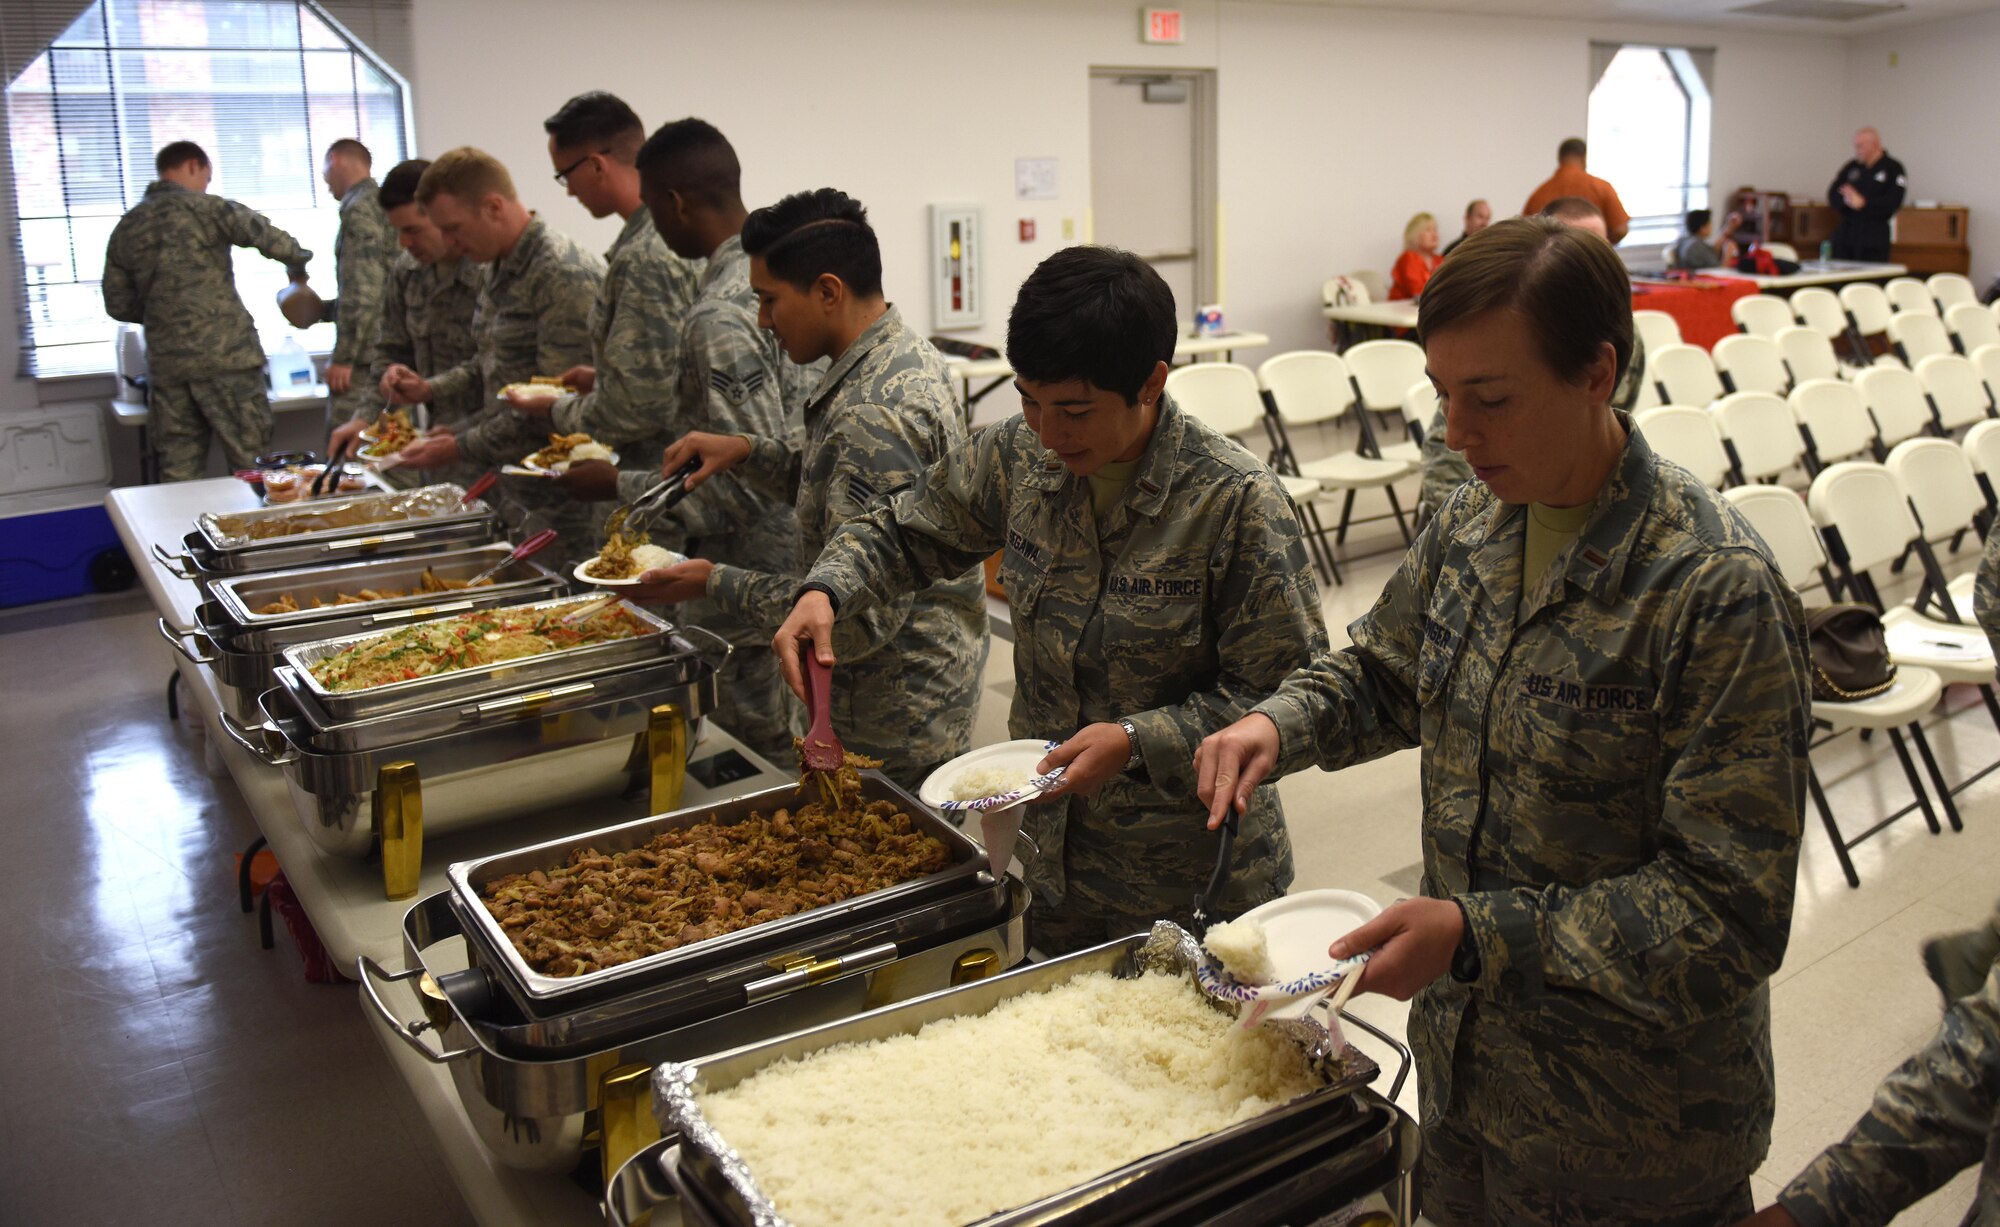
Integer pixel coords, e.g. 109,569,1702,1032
1142,7,1183,44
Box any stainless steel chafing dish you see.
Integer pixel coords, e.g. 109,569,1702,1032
358,772,1027,1182
150,483,502,590
157,543,569,719
606,925,1417,1227
219,596,724,896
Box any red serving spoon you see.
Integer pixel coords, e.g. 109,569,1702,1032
460,470,499,505
801,650,846,773
465,528,558,586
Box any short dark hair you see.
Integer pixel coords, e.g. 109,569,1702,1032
378,159,431,212
741,188,883,299
635,118,742,211
1558,137,1588,161
544,91,643,162
1007,246,1176,405
1463,198,1487,220
1685,208,1712,234
326,138,370,166
1418,215,1632,390
155,141,209,174
1539,195,1604,223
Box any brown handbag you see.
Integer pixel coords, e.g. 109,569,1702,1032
1804,604,1897,702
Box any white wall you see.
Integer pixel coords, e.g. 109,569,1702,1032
1844,8,2000,287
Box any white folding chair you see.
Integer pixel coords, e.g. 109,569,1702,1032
1776,326,1849,385
1255,351,1417,573
1722,483,1955,886
1963,418,2000,522
1713,334,1792,396
1792,287,1850,342
1808,461,2000,741
1632,309,1683,353
1885,437,1989,623
1886,276,1940,317
1763,242,1800,262
1389,381,1433,467
1636,406,1732,488
1346,269,1389,305
1945,302,2000,354
1790,378,1881,472
1841,282,1897,366
1929,273,1979,311
1855,365,1938,449
1974,344,2000,406
1731,294,1796,339
1715,392,1807,484
1342,339,1429,456
1915,353,1997,435
1888,310,1954,366
1651,343,1726,408
1166,362,1338,587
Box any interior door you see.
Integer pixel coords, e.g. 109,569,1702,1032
1088,71,1212,324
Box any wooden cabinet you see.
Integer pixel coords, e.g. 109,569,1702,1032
1786,203,1969,273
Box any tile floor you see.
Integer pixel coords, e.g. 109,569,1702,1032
1,450,1992,1224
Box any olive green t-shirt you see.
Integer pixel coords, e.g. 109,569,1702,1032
1088,458,1141,519
1521,500,1596,619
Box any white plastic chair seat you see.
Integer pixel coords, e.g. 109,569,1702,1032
1930,273,1979,311
1714,334,1792,396
1813,663,1944,733
1792,288,1850,340
1732,295,1797,339
1344,340,1429,412
1715,392,1806,481
1276,474,1325,506
1633,309,1683,352
1963,418,2000,475
1914,353,1996,433
1888,311,1954,364
1652,344,1726,407
1855,366,1935,449
1298,452,1412,488
1882,606,1997,686
1945,302,2000,353
1886,277,1939,317
1637,406,1732,488
1938,572,1979,625
1841,283,1895,338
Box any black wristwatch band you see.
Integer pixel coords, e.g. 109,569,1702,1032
796,581,842,614
1450,899,1482,984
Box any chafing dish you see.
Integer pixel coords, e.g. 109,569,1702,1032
150,483,502,590
608,924,1415,1227
156,544,569,719
358,778,1027,1178
196,483,492,552
278,594,672,722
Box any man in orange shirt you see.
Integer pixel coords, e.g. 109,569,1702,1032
1524,138,1629,244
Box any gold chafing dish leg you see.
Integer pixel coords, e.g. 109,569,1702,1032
598,1062,660,1221
377,760,423,900
648,702,687,814
951,947,1002,985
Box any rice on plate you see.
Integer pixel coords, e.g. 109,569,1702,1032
945,764,1031,801
697,968,1315,1227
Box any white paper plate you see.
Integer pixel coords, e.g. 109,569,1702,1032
518,447,619,477
918,739,1060,811
1210,889,1384,1021
572,551,684,587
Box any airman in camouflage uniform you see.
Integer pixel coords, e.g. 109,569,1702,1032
549,207,701,480
803,392,1326,950
1249,421,1811,1222
425,217,603,559
102,165,312,481
363,251,484,488
326,174,397,421
711,306,988,791
1771,959,2000,1227
614,234,805,765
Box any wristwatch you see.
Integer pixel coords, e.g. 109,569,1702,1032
1118,718,1143,773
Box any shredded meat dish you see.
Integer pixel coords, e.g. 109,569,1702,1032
478,756,950,977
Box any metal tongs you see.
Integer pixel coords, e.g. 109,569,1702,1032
1189,812,1238,937
607,458,703,537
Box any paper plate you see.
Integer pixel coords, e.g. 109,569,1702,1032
572,552,684,587
518,447,619,477
919,739,1064,812
1198,888,1384,1022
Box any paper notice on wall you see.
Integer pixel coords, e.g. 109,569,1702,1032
1015,157,1059,201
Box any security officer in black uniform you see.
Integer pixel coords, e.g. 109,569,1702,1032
1827,126,1907,263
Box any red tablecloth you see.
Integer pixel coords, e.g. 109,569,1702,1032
1630,277,1760,350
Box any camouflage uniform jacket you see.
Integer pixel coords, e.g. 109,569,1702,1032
551,209,703,474
615,236,802,647
806,395,1327,911
710,306,988,783
1976,525,2000,659
328,177,397,372
363,252,484,427
102,180,312,383
1253,418,1811,1198
1779,960,2000,1227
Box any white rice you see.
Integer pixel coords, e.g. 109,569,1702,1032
1203,917,1279,985
945,764,1028,801
568,440,613,462
698,968,1315,1227
627,544,677,573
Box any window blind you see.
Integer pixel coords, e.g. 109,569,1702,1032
2,0,413,378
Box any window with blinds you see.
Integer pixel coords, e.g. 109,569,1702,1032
3,0,412,378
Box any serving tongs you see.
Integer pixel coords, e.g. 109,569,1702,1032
463,528,558,586
801,649,846,806
459,470,499,505
311,437,353,497
606,458,703,538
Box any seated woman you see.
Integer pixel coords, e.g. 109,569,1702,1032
1391,212,1443,300
1672,208,1741,270
1197,215,1812,1225
768,246,1331,955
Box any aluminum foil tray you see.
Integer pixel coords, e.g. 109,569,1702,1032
197,483,490,552
207,543,565,638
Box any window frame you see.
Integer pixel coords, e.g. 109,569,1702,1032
5,0,414,381
1587,43,1714,249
